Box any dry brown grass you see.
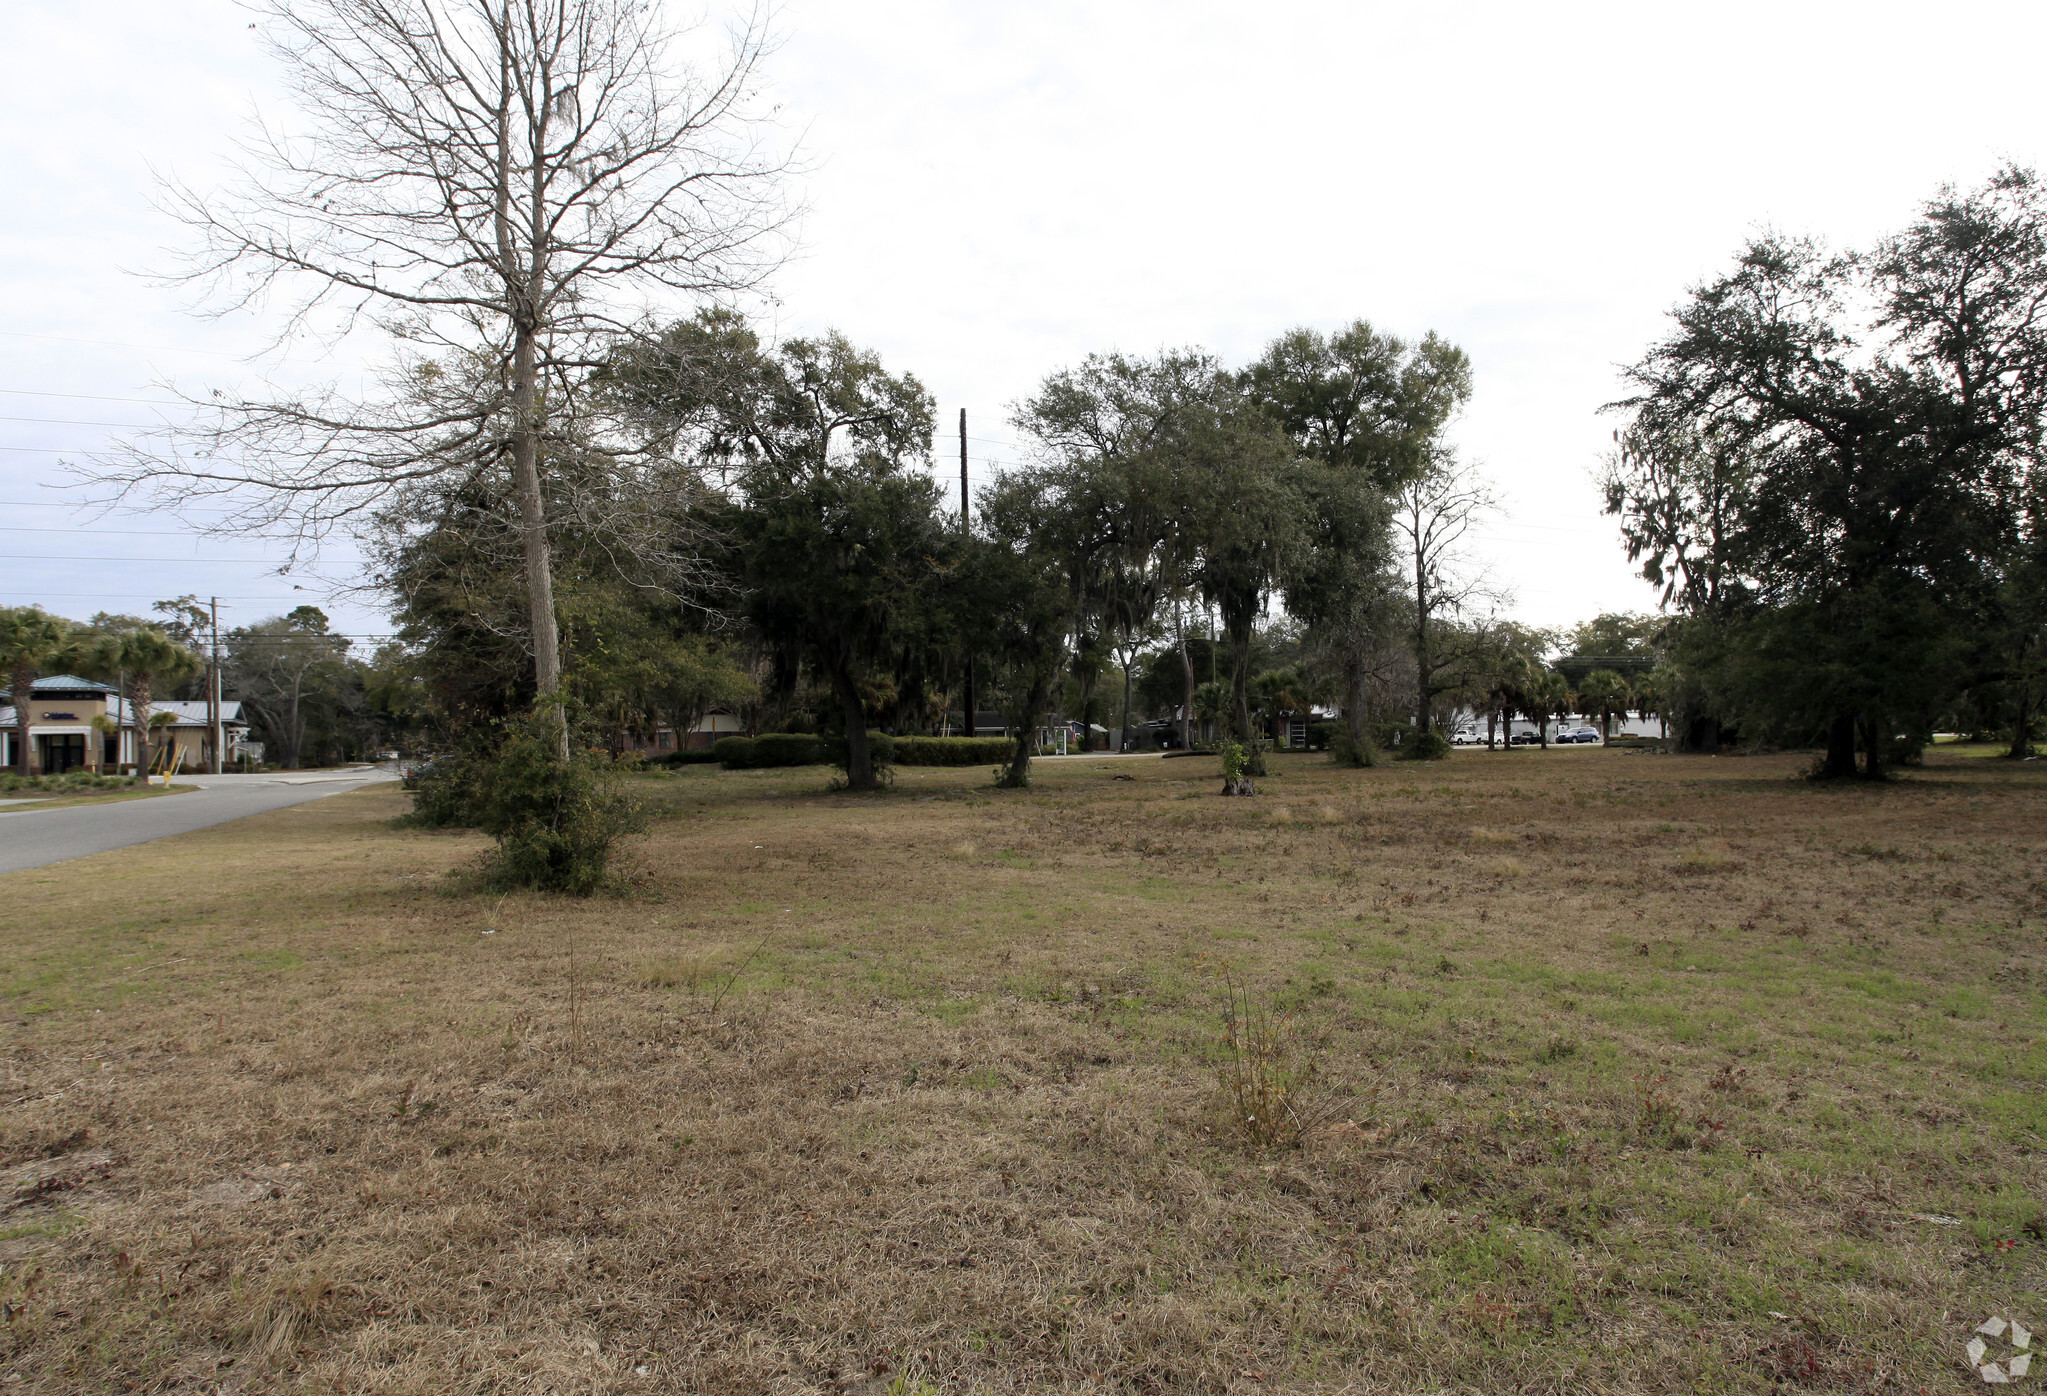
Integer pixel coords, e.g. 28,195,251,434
1,745,2045,1393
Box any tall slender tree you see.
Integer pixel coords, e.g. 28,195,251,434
101,0,789,754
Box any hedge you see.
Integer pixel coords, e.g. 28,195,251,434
714,732,828,768
715,732,1019,770
893,736,1015,766
649,749,722,766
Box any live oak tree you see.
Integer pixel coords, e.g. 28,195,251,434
1247,321,1472,760
640,323,942,792
104,0,787,754
1610,167,2047,777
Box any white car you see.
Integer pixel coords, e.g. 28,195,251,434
1451,727,1481,745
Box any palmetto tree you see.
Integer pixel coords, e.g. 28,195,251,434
1250,667,1303,746
0,606,74,776
95,628,199,774
1577,668,1630,742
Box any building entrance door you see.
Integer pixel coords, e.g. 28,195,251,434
37,734,87,774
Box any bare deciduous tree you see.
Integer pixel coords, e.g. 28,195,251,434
1391,452,1503,735
97,0,790,747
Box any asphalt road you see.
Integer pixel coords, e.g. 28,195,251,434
0,768,400,876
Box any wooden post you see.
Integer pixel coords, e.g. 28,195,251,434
208,597,223,774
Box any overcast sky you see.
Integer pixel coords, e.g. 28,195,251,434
5,1,2045,644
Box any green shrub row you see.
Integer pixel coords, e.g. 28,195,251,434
0,771,139,793
648,748,722,766
713,732,1016,770
714,732,821,767
892,736,1015,765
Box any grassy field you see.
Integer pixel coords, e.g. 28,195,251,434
1,745,2044,1393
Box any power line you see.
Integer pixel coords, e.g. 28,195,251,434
0,389,189,406
0,524,248,538
0,414,162,428
0,554,308,564
0,329,240,357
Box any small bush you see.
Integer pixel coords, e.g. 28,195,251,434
399,754,485,828
1213,973,1346,1150
1218,741,1256,796
712,735,756,768
1397,729,1452,762
893,736,1015,766
1329,724,1380,768
468,713,649,894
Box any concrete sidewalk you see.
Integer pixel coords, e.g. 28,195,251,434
0,766,399,876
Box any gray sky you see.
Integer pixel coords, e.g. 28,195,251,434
5,0,2044,644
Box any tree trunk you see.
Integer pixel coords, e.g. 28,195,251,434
1225,609,1261,774
509,318,565,759
285,672,306,770
132,673,155,775
1117,648,1134,753
1858,715,1884,781
1342,641,1368,759
830,658,874,790
1176,614,1194,751
1413,551,1433,735
1004,676,1050,787
2009,672,2035,759
1486,705,1498,750
1819,713,1857,778
11,661,34,777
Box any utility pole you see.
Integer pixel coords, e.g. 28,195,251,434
208,597,223,774
959,408,976,739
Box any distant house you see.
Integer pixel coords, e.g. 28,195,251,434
0,675,250,774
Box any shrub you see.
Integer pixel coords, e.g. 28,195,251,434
469,714,648,894
1329,724,1380,768
1397,729,1452,762
1213,973,1345,1150
712,735,756,768
399,753,485,828
649,748,722,766
751,732,824,766
1219,741,1256,795
0,771,137,794
892,736,1014,766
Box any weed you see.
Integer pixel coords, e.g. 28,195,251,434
1211,969,1348,1149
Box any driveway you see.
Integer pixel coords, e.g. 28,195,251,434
0,767,401,876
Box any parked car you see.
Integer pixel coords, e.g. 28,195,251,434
1509,730,1541,746
1451,727,1481,745
1558,726,1600,744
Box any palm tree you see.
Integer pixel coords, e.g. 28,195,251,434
1249,667,1302,746
1527,668,1571,749
0,607,74,777
1192,680,1229,746
95,628,199,775
1577,669,1629,742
